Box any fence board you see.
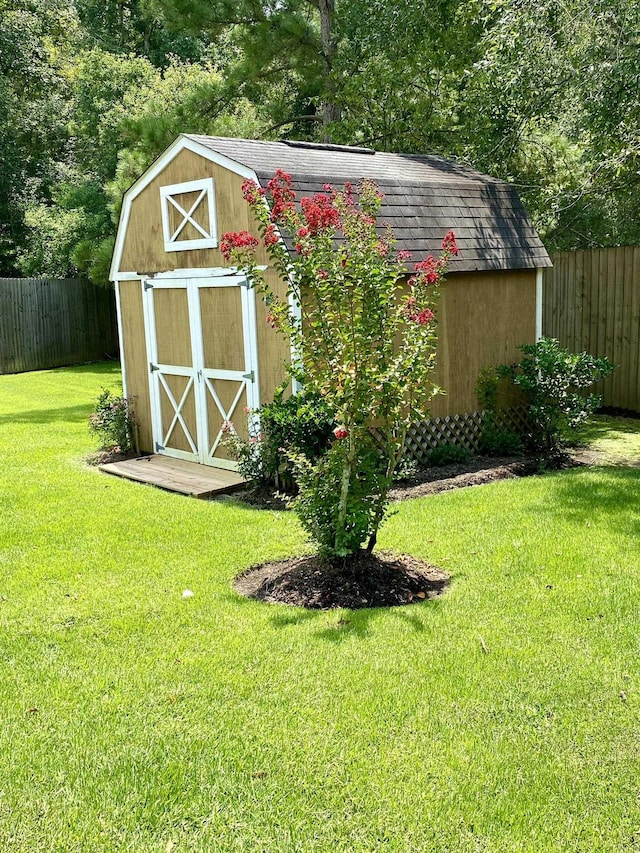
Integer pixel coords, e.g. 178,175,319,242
0,278,118,374
543,247,640,412
631,249,640,409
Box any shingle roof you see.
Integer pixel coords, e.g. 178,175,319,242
187,135,552,272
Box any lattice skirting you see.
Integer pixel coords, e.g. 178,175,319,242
403,406,529,464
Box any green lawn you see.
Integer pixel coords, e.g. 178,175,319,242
1,363,640,852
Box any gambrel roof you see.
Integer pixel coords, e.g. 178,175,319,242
187,135,551,273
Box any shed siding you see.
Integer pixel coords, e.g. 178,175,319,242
256,267,292,405
430,269,537,417
118,280,153,451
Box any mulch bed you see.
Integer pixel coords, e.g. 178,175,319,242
85,448,139,466
388,450,582,500
234,550,450,610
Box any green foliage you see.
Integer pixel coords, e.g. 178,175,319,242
392,455,419,482
17,50,262,283
0,0,74,274
496,337,615,451
226,386,335,492
480,422,524,457
259,388,335,490
88,388,137,451
19,206,85,279
291,433,389,558
225,175,455,558
477,366,525,456
427,443,470,467
5,0,640,282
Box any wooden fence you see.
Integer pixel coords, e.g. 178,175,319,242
0,278,118,374
543,247,640,412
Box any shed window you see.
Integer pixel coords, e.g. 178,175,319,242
160,178,217,252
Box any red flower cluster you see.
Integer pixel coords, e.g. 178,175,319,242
301,193,341,234
318,269,328,279
241,179,265,205
410,255,442,286
266,169,296,221
333,426,348,440
403,296,434,326
416,308,435,325
441,230,459,256
265,310,280,329
220,230,259,260
268,168,292,186
264,224,279,247
396,250,412,262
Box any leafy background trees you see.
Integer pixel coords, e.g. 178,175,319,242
1,0,638,283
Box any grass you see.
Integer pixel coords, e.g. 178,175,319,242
575,412,640,462
1,363,640,852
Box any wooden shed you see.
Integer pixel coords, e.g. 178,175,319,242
110,135,551,472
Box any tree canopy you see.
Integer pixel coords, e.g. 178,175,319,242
1,0,638,281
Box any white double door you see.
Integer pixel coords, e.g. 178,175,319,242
143,273,260,470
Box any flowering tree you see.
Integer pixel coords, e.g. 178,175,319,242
222,172,458,559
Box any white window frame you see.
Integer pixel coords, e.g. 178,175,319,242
160,178,217,253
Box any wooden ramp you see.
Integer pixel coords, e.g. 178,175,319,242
99,455,246,499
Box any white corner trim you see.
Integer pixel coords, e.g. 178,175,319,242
109,133,259,282
536,268,544,341
114,280,128,399
288,286,303,395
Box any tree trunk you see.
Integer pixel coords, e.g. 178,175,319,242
316,0,341,140
335,440,355,555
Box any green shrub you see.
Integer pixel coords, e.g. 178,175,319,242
393,456,420,482
227,386,335,492
427,442,470,466
88,389,137,452
291,433,389,558
480,422,524,456
496,338,615,451
476,368,525,454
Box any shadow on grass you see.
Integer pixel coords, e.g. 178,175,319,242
46,360,122,377
575,415,640,445
537,466,640,536
0,404,92,425
226,585,447,641
276,596,446,641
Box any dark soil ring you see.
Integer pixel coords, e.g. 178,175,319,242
233,550,450,610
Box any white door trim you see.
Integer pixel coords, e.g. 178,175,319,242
194,275,260,468
143,277,201,463
143,273,260,469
